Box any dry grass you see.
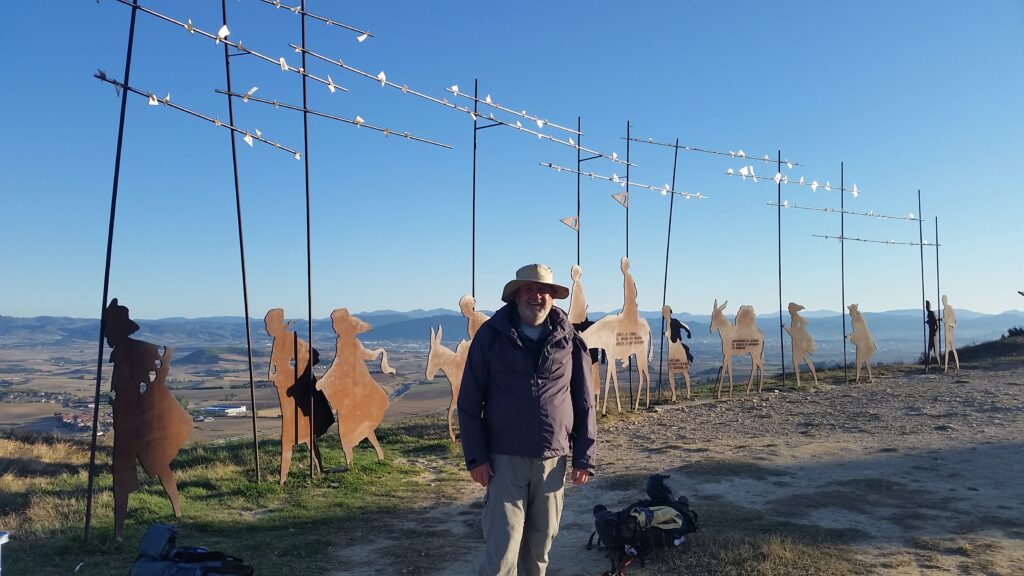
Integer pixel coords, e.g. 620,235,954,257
652,532,869,576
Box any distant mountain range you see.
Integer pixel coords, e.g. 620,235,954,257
3,308,1022,367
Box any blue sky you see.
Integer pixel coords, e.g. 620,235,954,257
3,1,1022,320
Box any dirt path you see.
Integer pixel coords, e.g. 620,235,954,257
330,363,1024,575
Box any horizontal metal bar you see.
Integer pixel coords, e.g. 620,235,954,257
95,72,301,157
626,135,803,166
216,89,452,149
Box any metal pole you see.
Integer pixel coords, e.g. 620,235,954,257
85,0,139,541
935,217,941,358
918,190,926,361
221,0,260,483
300,0,315,478
625,121,633,409
776,150,786,386
471,79,479,298
840,162,848,382
658,139,680,401
576,116,581,266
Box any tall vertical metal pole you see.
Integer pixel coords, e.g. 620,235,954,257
840,163,848,382
625,121,631,257
221,0,260,482
776,150,786,385
935,217,941,357
625,121,633,408
918,190,926,359
86,0,139,541
576,116,581,265
300,0,315,478
658,139,680,401
471,79,479,298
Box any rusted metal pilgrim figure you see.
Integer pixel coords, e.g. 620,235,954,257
425,325,471,442
942,295,960,372
316,308,394,466
103,299,191,538
662,305,694,401
580,257,653,413
264,308,335,485
784,302,818,386
710,300,765,399
848,303,877,383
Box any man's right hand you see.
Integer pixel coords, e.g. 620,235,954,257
469,463,493,488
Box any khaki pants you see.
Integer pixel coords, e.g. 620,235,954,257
479,454,567,576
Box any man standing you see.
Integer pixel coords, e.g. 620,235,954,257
458,263,597,576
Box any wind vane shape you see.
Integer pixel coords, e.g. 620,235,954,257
560,216,580,231
95,72,301,158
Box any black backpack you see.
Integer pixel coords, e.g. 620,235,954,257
587,474,699,574
129,524,255,576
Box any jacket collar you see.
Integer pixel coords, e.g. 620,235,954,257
489,302,571,345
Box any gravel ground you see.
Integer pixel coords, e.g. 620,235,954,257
332,360,1024,575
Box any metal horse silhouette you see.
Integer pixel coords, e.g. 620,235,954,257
709,299,765,399
264,308,335,484
316,308,394,466
580,258,652,413
425,325,471,442
103,299,191,538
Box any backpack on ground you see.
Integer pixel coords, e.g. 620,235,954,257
587,474,699,575
129,523,255,576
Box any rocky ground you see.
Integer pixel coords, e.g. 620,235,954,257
330,360,1024,575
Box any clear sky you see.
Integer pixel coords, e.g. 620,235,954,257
3,1,1022,320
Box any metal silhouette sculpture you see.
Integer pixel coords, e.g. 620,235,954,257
264,308,335,484
942,295,960,372
783,302,818,386
710,300,765,399
459,294,490,340
315,308,394,466
568,264,602,403
661,305,693,401
425,325,471,442
847,303,877,383
924,300,941,372
103,299,191,538
579,258,652,413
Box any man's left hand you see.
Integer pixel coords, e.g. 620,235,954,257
571,467,591,485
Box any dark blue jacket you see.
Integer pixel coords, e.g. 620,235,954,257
457,303,596,472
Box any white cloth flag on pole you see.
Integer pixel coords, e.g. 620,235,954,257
560,216,579,231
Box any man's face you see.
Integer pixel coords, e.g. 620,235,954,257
516,282,554,327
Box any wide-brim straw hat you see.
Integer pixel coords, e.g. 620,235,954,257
501,264,570,303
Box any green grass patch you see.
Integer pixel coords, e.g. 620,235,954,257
0,414,466,575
